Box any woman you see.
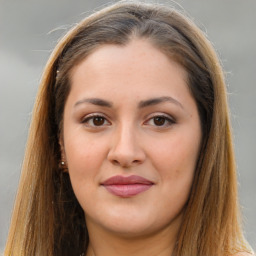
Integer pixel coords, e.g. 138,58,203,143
4,1,253,256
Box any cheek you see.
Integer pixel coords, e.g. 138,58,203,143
151,131,200,174
64,134,108,184
149,128,200,200
63,135,110,211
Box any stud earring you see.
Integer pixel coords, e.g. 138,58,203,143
59,160,68,172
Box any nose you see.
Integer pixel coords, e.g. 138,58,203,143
107,124,146,168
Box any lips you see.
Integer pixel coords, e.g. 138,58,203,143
101,175,154,197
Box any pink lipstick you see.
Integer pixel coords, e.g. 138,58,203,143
101,175,154,197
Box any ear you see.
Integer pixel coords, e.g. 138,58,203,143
59,135,68,172
59,137,66,161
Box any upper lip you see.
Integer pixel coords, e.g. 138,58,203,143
101,175,154,185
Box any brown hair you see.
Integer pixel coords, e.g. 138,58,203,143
4,1,252,256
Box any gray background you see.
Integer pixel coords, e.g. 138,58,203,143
0,0,255,252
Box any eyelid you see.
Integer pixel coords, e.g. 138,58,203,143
81,113,111,127
143,113,176,127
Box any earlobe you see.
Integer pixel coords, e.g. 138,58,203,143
59,160,69,172
59,138,69,172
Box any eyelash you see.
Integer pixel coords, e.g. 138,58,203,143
144,114,175,128
81,113,175,128
81,113,111,127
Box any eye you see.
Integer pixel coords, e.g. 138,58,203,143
145,114,175,127
81,114,111,127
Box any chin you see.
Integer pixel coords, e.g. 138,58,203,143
104,222,157,238
92,209,178,239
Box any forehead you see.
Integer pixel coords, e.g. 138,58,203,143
69,39,188,97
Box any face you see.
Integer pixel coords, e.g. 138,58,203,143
62,39,202,238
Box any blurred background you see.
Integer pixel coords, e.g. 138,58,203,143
0,0,255,252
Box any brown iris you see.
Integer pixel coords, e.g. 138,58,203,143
93,117,105,126
153,117,166,126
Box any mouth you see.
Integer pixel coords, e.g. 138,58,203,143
101,175,154,198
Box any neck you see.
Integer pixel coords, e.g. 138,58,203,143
85,215,181,256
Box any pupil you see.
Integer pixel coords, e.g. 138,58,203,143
154,117,165,126
93,117,104,126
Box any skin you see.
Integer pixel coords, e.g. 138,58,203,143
61,39,202,256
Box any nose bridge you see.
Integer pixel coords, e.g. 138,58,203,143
108,120,145,167
117,122,136,151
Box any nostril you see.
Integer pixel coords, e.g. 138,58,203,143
112,160,120,165
111,158,141,167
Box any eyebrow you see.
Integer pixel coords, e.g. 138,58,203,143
74,98,113,108
74,96,183,109
138,96,184,109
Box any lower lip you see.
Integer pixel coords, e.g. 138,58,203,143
103,184,153,197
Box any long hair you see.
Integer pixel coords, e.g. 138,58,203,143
4,1,251,255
